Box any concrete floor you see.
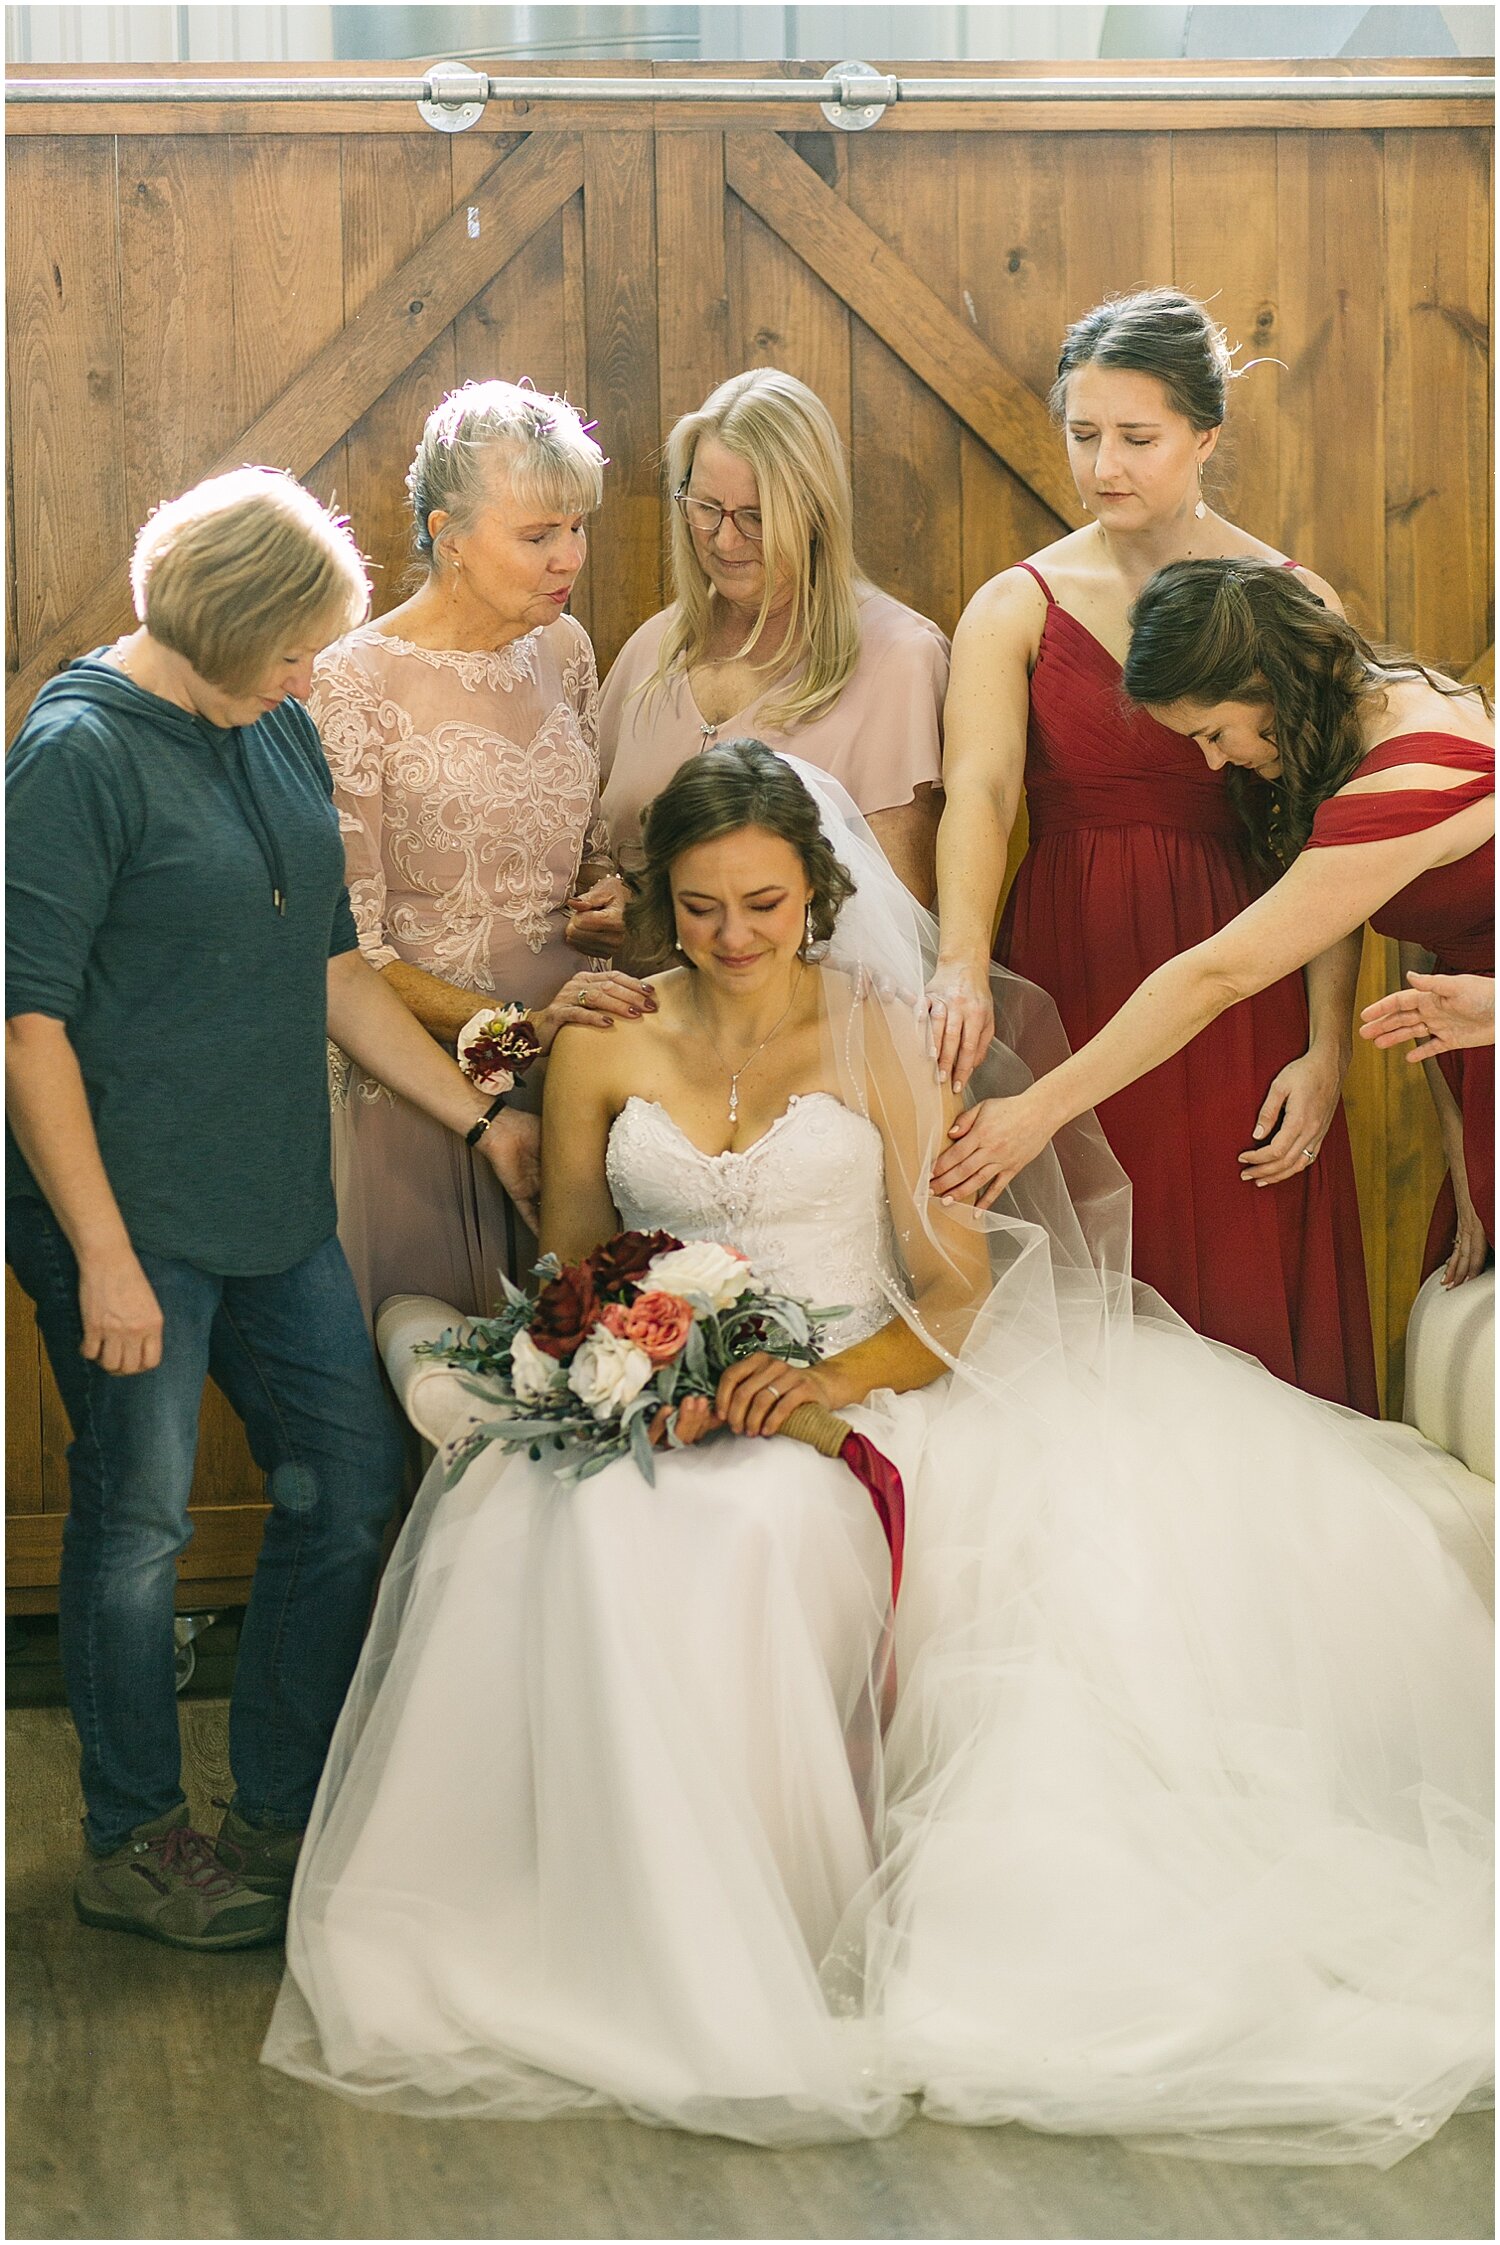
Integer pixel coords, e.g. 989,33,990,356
7,1698,1494,2242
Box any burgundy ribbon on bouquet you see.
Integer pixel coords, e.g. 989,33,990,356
783,1405,905,1603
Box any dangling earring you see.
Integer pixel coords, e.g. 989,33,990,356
802,900,816,955
1194,471,1207,522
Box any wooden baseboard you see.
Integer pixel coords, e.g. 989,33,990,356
6,1504,270,1593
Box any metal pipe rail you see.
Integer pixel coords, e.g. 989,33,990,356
6,63,1493,134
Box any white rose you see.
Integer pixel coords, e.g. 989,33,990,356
566,1326,653,1422
641,1241,752,1313
509,1327,566,1404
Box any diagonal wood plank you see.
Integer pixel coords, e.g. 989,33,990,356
7,131,585,738
725,131,1082,529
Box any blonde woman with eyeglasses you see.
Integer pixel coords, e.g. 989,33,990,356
584,369,948,947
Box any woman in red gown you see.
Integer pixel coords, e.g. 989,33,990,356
929,290,1376,1410
933,558,1494,1300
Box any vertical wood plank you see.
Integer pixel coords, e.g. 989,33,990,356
1384,129,1490,671
5,1276,45,1516
451,136,597,632
339,133,454,618
655,131,730,431
1378,126,1489,1403
449,169,594,640
230,136,346,504
6,412,18,677
728,168,852,454
955,130,1075,909
7,137,127,666
117,138,236,537
583,133,661,673
954,130,1069,611
846,132,963,637
1060,134,1176,330
1171,132,1282,545
561,189,595,644
1275,131,1387,634
453,203,570,397
651,134,727,647
1277,128,1392,1390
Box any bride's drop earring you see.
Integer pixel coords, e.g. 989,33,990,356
1194,473,1207,522
803,900,815,953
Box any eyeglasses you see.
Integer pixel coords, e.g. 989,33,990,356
673,486,764,546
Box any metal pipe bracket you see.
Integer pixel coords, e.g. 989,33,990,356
418,61,489,133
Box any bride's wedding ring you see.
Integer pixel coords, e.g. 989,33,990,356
1303,1145,1316,1163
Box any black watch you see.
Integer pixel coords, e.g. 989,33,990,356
464,1093,509,1148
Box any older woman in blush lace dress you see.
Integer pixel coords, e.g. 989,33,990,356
313,382,654,1322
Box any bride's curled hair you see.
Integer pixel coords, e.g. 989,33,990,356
626,739,856,966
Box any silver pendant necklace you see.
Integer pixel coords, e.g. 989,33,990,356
693,963,804,1127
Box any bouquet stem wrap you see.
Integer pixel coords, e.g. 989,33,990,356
782,1402,905,1603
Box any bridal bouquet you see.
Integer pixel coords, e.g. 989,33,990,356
425,1229,847,1489
422,1228,907,1597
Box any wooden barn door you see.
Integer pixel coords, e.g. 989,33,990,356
5,63,1492,1606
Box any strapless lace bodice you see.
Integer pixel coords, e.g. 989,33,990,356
605,1094,906,1347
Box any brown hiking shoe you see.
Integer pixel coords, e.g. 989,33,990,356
73,1806,284,1950
213,1798,304,1900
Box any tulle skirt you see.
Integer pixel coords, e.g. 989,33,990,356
263,1311,1493,2163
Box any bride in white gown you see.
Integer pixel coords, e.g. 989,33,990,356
263,743,1492,2165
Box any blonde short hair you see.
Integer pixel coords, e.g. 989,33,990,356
406,379,606,568
653,368,863,731
130,467,370,692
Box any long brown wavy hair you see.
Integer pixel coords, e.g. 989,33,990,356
1121,559,1488,873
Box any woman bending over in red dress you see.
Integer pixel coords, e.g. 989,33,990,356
927,288,1376,1412
934,558,1494,1298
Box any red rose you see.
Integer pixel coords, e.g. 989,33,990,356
530,1262,599,1359
617,1290,695,1366
587,1229,684,1301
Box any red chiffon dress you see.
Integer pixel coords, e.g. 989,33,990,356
1304,734,1494,1276
997,563,1378,1413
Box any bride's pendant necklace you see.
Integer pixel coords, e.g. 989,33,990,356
693,962,805,1127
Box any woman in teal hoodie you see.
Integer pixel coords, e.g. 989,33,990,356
5,467,537,1952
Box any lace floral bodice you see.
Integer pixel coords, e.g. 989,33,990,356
309,615,607,1009
606,1094,907,1348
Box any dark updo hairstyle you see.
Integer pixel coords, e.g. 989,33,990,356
625,739,856,968
1122,559,1487,873
1050,287,1235,432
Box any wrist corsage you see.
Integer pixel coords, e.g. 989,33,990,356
457,1003,542,1097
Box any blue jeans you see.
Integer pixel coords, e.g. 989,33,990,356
7,1200,403,1852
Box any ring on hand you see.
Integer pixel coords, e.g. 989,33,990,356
767,1382,781,1400
1303,1145,1316,1164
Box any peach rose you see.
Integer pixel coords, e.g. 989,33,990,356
616,1290,695,1366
